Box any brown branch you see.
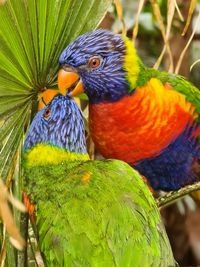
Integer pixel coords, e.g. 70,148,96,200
132,0,145,41
114,0,127,35
151,0,174,71
157,181,200,208
182,0,197,36
175,7,200,74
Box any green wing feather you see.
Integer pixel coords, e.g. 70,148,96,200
157,71,200,113
138,66,200,114
24,159,175,267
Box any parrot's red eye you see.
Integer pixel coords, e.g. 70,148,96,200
88,56,102,69
43,108,51,119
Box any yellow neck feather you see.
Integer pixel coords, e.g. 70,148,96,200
24,144,90,168
122,36,141,89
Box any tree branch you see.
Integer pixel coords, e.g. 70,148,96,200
157,181,200,208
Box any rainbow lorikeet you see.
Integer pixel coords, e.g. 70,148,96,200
58,29,200,192
23,95,176,266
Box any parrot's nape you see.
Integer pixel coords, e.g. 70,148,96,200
23,94,176,266
58,29,200,192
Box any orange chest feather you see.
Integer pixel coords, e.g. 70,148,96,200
89,78,196,163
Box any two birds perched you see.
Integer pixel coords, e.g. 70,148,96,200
23,95,175,266
23,28,200,266
58,29,200,191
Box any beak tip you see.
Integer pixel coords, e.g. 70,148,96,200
57,69,84,97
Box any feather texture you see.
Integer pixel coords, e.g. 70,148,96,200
23,95,176,266
24,159,175,267
58,29,200,191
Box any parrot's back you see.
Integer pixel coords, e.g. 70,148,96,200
24,158,176,267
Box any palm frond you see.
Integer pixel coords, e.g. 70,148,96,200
0,0,112,180
0,1,111,265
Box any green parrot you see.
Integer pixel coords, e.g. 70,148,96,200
23,94,176,267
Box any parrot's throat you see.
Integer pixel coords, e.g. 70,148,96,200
23,144,89,168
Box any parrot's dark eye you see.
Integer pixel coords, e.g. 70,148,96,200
43,107,51,120
88,56,102,69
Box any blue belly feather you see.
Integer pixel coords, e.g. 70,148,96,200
134,125,200,191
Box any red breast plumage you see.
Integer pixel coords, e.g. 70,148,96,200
89,78,196,164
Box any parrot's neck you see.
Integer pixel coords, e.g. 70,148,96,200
23,144,89,168
123,36,144,90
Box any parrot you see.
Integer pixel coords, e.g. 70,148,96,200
23,94,176,267
57,29,200,192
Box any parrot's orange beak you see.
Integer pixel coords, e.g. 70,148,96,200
38,89,59,110
58,68,84,97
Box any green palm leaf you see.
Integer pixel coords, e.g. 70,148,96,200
0,0,112,180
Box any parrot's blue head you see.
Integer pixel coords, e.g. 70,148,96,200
24,95,87,154
58,29,142,104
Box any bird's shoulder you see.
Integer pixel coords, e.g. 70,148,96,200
136,67,200,113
